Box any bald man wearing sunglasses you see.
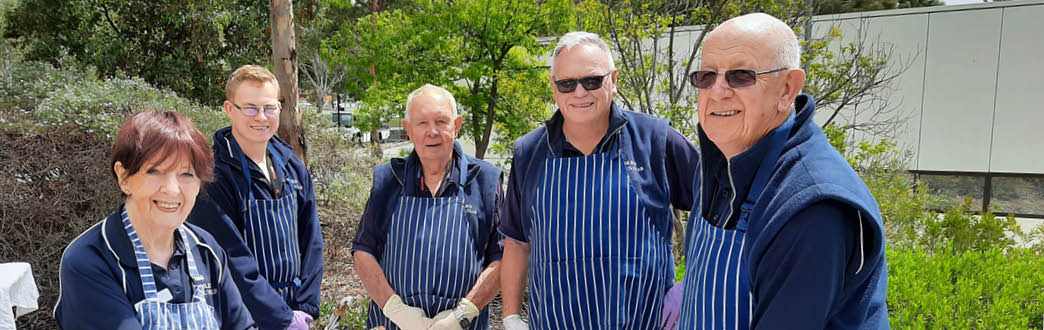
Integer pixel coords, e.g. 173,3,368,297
498,31,699,329
669,13,890,329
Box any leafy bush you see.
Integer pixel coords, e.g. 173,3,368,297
0,128,118,329
888,247,1044,329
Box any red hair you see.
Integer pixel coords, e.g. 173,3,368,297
109,110,215,184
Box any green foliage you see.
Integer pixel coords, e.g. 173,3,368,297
888,247,1044,329
4,0,273,105
824,127,1044,327
326,0,571,158
315,296,371,330
1,60,225,143
301,105,380,211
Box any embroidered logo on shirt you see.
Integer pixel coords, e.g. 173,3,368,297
625,160,645,172
195,283,217,296
464,203,479,215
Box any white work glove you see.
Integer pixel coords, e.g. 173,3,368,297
383,294,434,330
503,314,529,330
428,298,480,330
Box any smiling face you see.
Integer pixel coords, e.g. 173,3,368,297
403,91,462,166
550,43,617,127
116,153,201,232
224,80,280,149
697,17,805,159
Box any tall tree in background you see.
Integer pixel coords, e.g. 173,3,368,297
271,0,307,163
327,0,572,159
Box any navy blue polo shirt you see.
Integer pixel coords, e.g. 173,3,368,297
500,102,699,243
55,206,254,330
352,142,504,266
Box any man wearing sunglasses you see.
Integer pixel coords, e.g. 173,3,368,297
189,65,323,330
672,13,889,330
499,31,699,329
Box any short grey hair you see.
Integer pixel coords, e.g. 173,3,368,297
714,13,802,70
550,31,616,76
776,28,801,69
404,84,458,122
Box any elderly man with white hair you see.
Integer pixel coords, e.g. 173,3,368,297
499,31,700,329
352,84,504,330
670,13,890,329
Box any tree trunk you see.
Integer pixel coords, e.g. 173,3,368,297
475,77,499,160
271,0,307,165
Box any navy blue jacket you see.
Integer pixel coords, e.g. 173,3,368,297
352,141,504,267
189,127,323,329
500,102,699,243
692,94,889,329
54,205,254,330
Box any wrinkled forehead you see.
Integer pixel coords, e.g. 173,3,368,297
551,44,612,78
408,93,455,120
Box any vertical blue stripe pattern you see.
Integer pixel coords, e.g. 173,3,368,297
526,149,672,329
242,176,301,303
365,195,490,330
121,211,220,329
678,214,750,330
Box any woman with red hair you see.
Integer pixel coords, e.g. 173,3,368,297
54,110,254,330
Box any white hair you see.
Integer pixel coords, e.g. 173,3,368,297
776,28,801,69
714,13,802,70
404,84,458,122
550,31,616,76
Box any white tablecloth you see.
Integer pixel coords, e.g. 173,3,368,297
0,263,39,330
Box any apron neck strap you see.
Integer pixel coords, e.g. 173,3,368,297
121,210,206,302
236,140,289,201
736,113,795,230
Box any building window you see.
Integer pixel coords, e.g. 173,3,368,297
990,176,1044,216
916,173,985,211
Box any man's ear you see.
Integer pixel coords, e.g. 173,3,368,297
223,100,235,118
778,69,807,113
453,115,464,136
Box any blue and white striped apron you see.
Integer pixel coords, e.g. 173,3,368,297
237,144,302,303
678,115,794,330
527,141,673,329
121,210,220,329
365,180,490,330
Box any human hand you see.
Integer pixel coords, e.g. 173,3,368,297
382,295,434,330
503,314,528,330
660,281,684,330
286,310,314,330
427,309,461,330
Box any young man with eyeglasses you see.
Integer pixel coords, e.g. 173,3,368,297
188,65,323,330
498,31,699,329
671,13,889,329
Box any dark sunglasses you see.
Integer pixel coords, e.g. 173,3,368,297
688,67,788,89
553,72,612,93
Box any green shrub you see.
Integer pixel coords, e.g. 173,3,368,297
1,60,225,142
888,247,1044,329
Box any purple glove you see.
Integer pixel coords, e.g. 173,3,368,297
288,310,314,330
660,281,684,330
